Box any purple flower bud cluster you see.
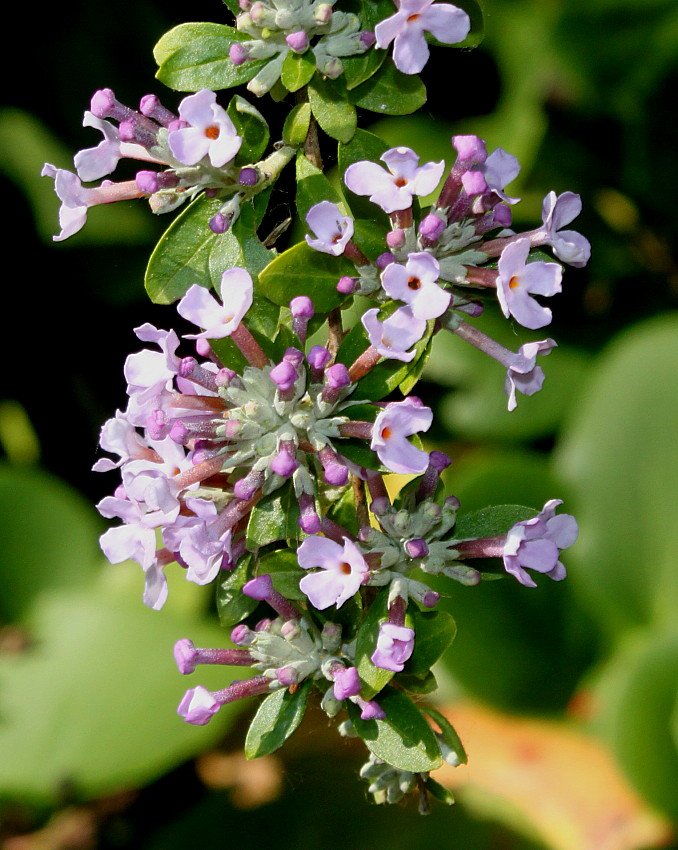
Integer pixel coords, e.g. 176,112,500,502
42,88,251,241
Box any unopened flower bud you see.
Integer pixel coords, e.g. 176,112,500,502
286,30,309,53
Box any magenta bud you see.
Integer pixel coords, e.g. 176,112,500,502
229,42,249,65
174,638,198,674
370,496,391,516
139,94,175,126
360,700,386,721
453,134,487,163
169,421,190,444
333,666,361,700
422,590,440,608
231,624,253,646
307,345,332,372
444,495,461,510
493,203,512,227
283,347,305,367
271,448,299,478
429,450,452,472
136,170,159,194
285,30,309,52
209,213,230,234
419,213,446,241
337,275,358,294
290,295,314,319
234,474,260,501
146,409,168,440
405,538,429,559
276,666,299,686
386,229,406,249
168,118,190,131
215,367,238,387
269,360,297,392
462,170,488,196
376,252,395,270
360,30,376,48
90,88,133,121
195,338,212,358
255,618,272,631
239,167,258,186
456,300,484,317
243,574,273,601
325,363,350,389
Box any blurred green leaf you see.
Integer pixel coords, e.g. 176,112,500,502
555,314,678,636
592,629,678,821
0,575,240,803
0,464,101,623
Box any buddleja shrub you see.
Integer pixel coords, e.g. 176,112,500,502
44,0,588,811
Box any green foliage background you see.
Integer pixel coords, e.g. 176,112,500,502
1,0,678,846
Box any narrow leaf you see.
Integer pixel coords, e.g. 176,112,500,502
245,679,312,758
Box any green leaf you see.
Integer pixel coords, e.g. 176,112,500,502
423,707,467,765
395,670,438,694
0,578,241,804
0,465,101,623
246,482,301,549
354,587,396,698
145,194,225,304
281,50,316,92
308,76,358,143
216,554,258,627
283,102,312,146
227,95,269,163
154,24,265,91
454,504,538,540
245,679,313,758
404,609,457,678
257,549,305,601
554,314,678,635
592,630,678,820
348,61,427,115
258,241,354,314
295,151,346,223
347,687,443,772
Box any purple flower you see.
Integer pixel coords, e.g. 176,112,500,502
41,164,92,241
503,499,578,587
371,398,432,474
177,267,253,339
297,536,369,610
380,251,451,320
123,324,182,426
333,666,361,700
496,238,562,330
177,685,221,725
505,339,557,412
374,0,470,75
344,147,445,213
371,623,415,672
537,191,591,267
305,201,354,256
362,306,426,362
168,90,242,168
74,112,124,182
475,147,521,205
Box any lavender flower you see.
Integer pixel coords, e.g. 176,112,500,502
362,307,427,362
168,89,242,168
371,623,415,672
380,251,451,320
496,238,562,330
371,398,432,474
177,267,253,339
503,500,578,587
297,536,369,610
305,201,354,256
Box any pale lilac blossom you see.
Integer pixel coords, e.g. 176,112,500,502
297,536,369,610
371,398,432,474
380,251,450,320
305,201,354,255
168,89,242,168
536,191,591,267
124,324,182,426
371,623,415,671
496,238,562,330
361,306,426,362
504,339,557,412
503,500,578,587
178,267,253,339
374,0,470,75
344,147,445,213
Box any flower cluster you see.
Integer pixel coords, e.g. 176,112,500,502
48,0,588,812
304,136,590,409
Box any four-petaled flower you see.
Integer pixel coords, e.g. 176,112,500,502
496,238,562,330
371,398,432,474
344,147,445,213
362,306,427,362
503,500,578,588
168,89,242,168
371,623,415,671
380,251,451,320
537,191,591,267
177,267,253,339
305,201,354,256
375,0,471,75
297,536,369,610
